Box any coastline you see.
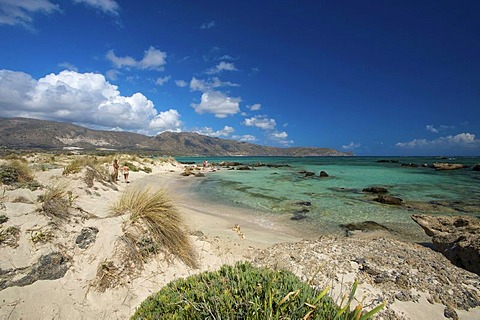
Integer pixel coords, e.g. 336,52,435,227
0,156,479,319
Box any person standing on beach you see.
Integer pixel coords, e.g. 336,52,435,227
112,159,119,182
122,164,130,183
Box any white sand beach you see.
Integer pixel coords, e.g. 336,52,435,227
0,155,479,319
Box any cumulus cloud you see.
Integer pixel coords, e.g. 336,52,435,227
106,47,167,70
191,91,241,118
0,69,182,134
189,77,239,92
342,142,361,150
247,104,262,111
195,126,234,138
74,0,120,15
206,61,238,74
0,0,60,28
243,115,276,130
396,133,479,148
200,20,215,29
155,76,171,86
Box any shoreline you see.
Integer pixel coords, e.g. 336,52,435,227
1,156,479,319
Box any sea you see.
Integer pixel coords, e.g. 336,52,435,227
175,156,480,242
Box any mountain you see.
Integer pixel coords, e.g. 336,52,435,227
0,117,352,156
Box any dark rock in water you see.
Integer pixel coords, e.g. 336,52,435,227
412,214,480,276
377,159,399,163
266,164,290,168
291,212,308,220
295,201,311,206
401,163,419,168
303,171,315,177
363,186,388,194
75,227,99,249
195,172,205,177
329,187,359,193
340,221,391,232
179,161,196,165
473,164,480,171
373,195,403,205
237,166,252,170
319,171,329,177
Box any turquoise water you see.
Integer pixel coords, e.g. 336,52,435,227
176,156,480,241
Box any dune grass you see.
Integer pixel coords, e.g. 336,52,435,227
111,188,198,269
38,183,77,220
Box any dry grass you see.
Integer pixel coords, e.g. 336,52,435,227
38,183,77,220
111,188,198,269
0,225,20,247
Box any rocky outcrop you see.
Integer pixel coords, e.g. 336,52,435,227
373,194,403,205
412,214,480,275
363,186,388,194
473,164,480,171
432,163,468,170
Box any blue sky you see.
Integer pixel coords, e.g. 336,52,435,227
0,0,479,156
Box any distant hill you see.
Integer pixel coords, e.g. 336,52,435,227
0,117,352,156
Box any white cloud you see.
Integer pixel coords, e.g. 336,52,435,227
426,124,456,134
233,134,257,142
175,80,187,87
247,103,261,111
148,109,182,133
243,115,276,130
189,77,239,92
106,47,167,70
0,0,60,28
0,69,181,134
426,125,439,133
270,131,292,146
155,76,171,86
191,91,241,118
206,61,238,74
73,0,119,15
196,126,234,138
200,20,215,29
342,142,361,150
105,69,120,81
396,133,479,148
58,62,78,72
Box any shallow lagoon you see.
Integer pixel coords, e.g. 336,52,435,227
176,156,480,241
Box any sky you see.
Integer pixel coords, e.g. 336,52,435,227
0,0,479,156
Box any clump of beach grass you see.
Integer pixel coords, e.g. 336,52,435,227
131,261,383,319
0,160,41,190
38,183,77,220
111,188,198,269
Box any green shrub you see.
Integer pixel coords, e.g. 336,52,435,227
0,161,33,185
124,162,140,172
131,262,383,320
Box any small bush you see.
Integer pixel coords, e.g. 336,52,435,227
124,162,140,172
131,262,382,319
142,166,152,173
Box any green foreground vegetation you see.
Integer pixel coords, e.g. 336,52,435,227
131,262,383,320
